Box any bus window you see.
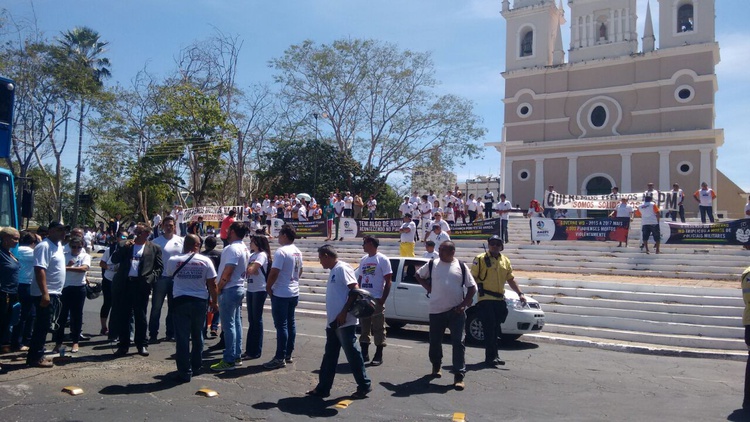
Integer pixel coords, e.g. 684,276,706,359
0,172,16,228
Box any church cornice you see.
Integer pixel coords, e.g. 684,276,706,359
486,129,724,158
501,2,558,19
502,42,720,78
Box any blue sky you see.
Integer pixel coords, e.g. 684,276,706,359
4,0,749,192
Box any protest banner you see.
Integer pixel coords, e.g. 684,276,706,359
663,219,750,245
530,217,629,242
270,218,326,238
543,191,679,211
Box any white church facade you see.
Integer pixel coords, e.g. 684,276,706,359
490,0,745,218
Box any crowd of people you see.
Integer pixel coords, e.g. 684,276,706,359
0,209,531,396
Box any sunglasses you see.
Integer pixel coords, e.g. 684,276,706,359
488,242,502,246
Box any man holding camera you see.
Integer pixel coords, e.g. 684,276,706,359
470,235,526,368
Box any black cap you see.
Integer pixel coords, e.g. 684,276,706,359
488,234,503,244
47,221,70,231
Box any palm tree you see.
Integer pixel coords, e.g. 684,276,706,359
55,26,111,226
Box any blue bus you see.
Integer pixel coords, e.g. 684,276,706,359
0,76,18,230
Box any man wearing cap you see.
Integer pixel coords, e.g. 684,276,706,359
470,235,526,368
398,214,417,257
427,223,451,246
27,222,68,368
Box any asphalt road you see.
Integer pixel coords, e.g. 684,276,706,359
0,298,748,422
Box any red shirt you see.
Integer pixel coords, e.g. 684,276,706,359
219,216,235,240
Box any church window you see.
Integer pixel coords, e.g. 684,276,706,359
517,103,532,118
521,30,533,57
678,4,694,33
518,170,530,181
677,161,693,175
675,85,695,103
591,106,607,128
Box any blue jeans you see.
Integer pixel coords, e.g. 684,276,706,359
218,285,245,363
669,205,685,223
245,290,267,357
53,285,86,344
27,294,60,364
173,296,207,379
270,295,298,360
11,284,35,349
543,208,555,219
699,205,714,223
429,309,466,375
316,324,371,395
149,276,174,339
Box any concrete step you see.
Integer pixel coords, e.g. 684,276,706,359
533,294,741,319
543,303,740,333
542,323,746,351
524,285,742,307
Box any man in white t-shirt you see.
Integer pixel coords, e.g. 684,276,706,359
416,241,477,391
427,223,451,246
399,196,414,219
169,234,218,382
419,196,433,242
307,244,372,399
494,193,513,243
639,195,661,254
264,224,304,370
52,236,91,354
669,183,686,223
333,195,345,240
427,190,437,207
367,195,377,220
211,222,251,372
176,206,186,237
343,192,354,217
399,213,417,257
432,212,451,234
356,236,392,366
483,188,495,219
28,221,68,368
152,211,162,239
149,216,185,343
609,197,634,247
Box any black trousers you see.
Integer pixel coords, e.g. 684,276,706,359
476,299,508,363
112,278,151,349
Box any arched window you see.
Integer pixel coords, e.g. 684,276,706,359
678,3,694,32
521,30,533,57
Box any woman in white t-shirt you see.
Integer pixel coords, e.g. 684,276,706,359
243,235,271,359
444,202,455,225
53,237,91,354
432,200,443,218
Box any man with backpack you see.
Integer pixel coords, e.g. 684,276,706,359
470,235,526,368
415,241,477,391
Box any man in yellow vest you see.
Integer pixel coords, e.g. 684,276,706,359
742,266,750,411
470,235,526,368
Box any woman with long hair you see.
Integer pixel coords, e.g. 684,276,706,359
242,235,272,360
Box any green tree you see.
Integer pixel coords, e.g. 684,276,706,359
271,38,486,191
146,83,234,206
54,26,111,226
257,139,362,199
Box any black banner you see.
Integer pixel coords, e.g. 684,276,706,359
270,218,327,237
337,217,502,240
664,219,750,245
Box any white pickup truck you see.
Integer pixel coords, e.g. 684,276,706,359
383,257,545,343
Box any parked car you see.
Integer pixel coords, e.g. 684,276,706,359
383,257,545,343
